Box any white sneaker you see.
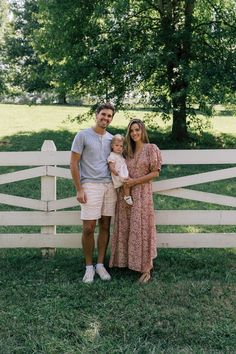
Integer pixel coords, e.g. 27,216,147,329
96,265,111,281
124,195,133,206
82,267,95,283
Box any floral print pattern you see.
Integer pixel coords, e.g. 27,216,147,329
109,144,162,273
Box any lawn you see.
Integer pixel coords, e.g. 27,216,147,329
0,104,236,353
1,103,236,137
0,248,235,354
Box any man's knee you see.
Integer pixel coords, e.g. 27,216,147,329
83,221,96,236
99,216,111,232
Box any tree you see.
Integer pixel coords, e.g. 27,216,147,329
35,0,235,140
0,0,8,94
104,0,236,140
3,0,52,96
6,0,236,140
35,0,109,100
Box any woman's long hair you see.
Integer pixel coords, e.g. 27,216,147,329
125,119,149,158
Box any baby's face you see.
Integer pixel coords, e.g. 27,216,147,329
112,141,123,154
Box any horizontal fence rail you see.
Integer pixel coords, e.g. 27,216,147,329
0,140,235,249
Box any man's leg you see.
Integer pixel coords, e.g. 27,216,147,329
95,216,112,280
97,216,111,264
82,219,97,265
82,219,96,283
95,182,116,280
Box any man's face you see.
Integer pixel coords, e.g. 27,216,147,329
95,109,113,129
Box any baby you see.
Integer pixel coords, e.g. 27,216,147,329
108,134,133,206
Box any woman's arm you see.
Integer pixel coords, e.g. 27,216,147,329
124,170,159,188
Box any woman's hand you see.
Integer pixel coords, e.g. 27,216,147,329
125,171,158,188
124,177,136,188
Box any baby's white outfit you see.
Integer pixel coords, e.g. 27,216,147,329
107,152,129,188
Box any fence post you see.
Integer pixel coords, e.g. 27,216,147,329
41,140,57,257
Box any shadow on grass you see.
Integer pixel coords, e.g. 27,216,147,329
0,129,76,152
0,248,235,284
215,110,235,116
109,126,236,149
0,127,236,152
156,248,236,282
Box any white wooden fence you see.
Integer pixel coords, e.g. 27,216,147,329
0,140,236,249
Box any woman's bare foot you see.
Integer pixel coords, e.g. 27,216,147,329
138,272,151,283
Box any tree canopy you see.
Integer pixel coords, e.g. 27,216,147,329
0,0,8,94
3,0,51,94
3,0,236,140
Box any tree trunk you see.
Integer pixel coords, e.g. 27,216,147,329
160,0,195,141
171,93,188,141
58,92,67,104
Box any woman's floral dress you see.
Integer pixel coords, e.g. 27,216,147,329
109,143,162,273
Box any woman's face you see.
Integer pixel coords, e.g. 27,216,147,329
129,123,142,142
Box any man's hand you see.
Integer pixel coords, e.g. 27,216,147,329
76,188,87,204
109,162,119,176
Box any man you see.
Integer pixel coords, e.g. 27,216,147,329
70,102,117,283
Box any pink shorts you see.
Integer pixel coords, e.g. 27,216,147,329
80,182,117,220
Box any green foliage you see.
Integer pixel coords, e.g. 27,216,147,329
3,0,51,93
191,0,236,105
32,0,236,140
0,0,8,44
0,0,8,94
1,1,236,139
36,0,124,98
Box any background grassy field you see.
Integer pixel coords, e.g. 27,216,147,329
1,103,236,137
0,104,235,354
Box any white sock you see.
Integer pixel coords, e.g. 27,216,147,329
86,265,94,271
96,263,103,269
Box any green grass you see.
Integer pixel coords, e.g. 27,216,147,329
0,103,169,139
0,104,236,353
1,103,236,138
0,248,235,353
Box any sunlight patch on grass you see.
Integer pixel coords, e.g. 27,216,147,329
0,104,172,138
212,115,236,134
84,320,101,342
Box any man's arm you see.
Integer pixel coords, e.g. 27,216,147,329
70,151,87,203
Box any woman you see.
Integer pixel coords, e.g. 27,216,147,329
109,119,162,283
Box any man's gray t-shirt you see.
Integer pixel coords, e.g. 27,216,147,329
71,128,113,184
